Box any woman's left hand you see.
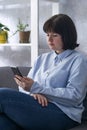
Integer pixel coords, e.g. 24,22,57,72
14,75,34,91
30,93,48,107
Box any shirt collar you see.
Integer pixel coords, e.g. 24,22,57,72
53,49,74,61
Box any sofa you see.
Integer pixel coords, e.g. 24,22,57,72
0,66,87,130
0,66,30,90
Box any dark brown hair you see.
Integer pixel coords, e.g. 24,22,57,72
43,14,79,50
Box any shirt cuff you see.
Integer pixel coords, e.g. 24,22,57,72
30,81,41,93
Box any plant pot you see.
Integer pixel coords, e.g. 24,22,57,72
19,31,30,43
0,31,8,44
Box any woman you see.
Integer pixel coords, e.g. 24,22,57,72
0,14,87,130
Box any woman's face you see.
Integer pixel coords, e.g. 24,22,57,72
46,32,64,53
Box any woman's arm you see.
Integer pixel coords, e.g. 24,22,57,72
30,56,87,107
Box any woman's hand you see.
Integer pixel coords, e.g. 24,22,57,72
14,75,34,91
30,93,48,107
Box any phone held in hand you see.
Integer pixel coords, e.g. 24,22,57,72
11,67,23,77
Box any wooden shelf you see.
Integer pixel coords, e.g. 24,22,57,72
0,43,31,46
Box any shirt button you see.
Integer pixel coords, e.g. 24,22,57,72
47,72,49,76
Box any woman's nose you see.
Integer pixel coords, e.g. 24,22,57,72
48,36,53,42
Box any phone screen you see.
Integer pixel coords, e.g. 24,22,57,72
11,67,23,77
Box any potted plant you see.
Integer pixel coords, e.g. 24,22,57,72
0,23,10,43
14,19,30,43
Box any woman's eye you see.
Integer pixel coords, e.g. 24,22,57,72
46,34,59,37
46,34,49,37
53,34,58,37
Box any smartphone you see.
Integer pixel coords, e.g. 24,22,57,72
11,67,23,77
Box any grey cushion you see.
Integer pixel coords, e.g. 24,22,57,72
0,67,18,89
18,66,31,76
69,122,87,130
0,66,31,90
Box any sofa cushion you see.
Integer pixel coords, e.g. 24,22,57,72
69,121,87,130
18,66,31,76
0,66,30,90
0,67,18,89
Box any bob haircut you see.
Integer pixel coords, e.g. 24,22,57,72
43,14,79,50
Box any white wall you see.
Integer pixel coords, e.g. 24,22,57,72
59,0,87,54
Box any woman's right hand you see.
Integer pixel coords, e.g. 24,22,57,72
30,93,48,107
14,75,34,91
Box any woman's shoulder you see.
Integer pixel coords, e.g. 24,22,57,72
38,51,53,59
73,50,87,62
33,51,53,65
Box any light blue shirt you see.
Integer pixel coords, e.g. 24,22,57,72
20,49,87,123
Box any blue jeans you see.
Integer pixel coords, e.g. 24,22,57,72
0,88,79,130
